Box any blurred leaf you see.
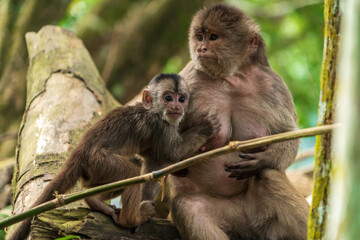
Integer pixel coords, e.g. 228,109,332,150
55,236,81,240
0,205,12,240
59,0,100,29
162,56,184,74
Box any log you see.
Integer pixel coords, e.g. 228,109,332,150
8,25,179,239
31,209,180,240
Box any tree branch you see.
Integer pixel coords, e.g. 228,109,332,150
0,123,338,229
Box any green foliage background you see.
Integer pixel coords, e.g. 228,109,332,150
59,0,324,128
0,0,324,168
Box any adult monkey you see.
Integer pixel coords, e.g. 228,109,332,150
169,4,309,240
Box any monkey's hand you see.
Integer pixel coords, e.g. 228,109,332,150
225,146,268,179
198,114,221,138
198,114,221,152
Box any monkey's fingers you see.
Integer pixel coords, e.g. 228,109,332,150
239,150,272,165
207,117,221,138
208,114,220,123
225,160,264,179
212,118,221,133
110,209,121,225
225,161,256,170
239,153,256,160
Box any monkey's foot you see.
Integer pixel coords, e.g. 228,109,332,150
126,201,155,233
110,208,121,225
140,200,156,221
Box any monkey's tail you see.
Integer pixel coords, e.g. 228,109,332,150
7,151,84,240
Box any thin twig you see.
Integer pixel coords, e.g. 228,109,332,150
0,124,339,229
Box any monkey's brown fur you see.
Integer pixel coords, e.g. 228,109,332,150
169,4,309,240
8,73,218,240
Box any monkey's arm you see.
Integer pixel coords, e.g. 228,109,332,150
225,138,299,179
225,73,299,179
168,115,220,162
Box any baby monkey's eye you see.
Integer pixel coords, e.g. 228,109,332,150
210,34,218,41
179,96,185,103
198,35,204,41
164,95,173,102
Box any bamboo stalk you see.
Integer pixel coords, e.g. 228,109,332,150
0,124,339,229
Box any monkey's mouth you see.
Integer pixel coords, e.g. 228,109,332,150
166,112,183,120
197,55,217,60
196,55,218,68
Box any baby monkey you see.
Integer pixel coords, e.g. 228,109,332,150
9,73,219,240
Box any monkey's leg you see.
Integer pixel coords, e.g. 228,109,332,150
85,151,155,227
171,194,230,240
85,195,121,224
250,169,309,240
119,184,155,227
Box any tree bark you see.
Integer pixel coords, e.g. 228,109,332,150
326,0,360,239
8,25,179,239
31,209,180,240
307,0,340,239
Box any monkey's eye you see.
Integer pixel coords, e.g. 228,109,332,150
164,95,173,102
198,35,204,41
210,34,218,41
179,96,185,103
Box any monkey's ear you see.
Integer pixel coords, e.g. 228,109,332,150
249,34,259,52
142,90,152,110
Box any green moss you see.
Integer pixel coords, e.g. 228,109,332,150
308,0,340,239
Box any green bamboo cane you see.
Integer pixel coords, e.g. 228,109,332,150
0,124,339,230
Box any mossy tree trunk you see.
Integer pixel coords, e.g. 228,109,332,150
307,0,340,239
326,0,360,239
11,25,118,217
7,25,180,239
8,25,118,238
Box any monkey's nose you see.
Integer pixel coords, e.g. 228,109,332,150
170,104,181,111
197,47,207,53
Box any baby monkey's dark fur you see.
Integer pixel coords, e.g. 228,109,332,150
9,73,219,240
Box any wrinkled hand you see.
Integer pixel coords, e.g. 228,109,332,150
225,145,269,179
